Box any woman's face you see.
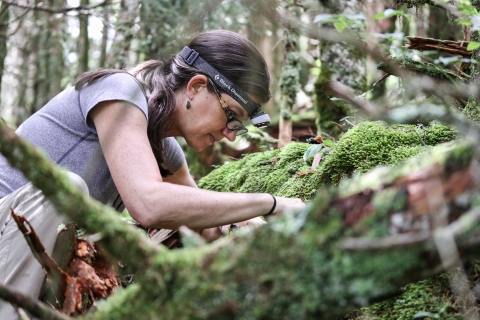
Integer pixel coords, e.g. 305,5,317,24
174,75,261,152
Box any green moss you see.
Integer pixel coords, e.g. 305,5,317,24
199,121,457,203
198,143,312,197
345,270,469,320
463,97,480,124
316,121,456,185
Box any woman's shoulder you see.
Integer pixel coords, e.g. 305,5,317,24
84,72,143,91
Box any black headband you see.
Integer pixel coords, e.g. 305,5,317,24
178,46,261,117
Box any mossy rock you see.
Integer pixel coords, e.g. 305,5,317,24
198,121,457,202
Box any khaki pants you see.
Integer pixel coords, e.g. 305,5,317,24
0,172,88,319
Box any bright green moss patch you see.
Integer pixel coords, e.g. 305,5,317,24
198,121,457,202
345,269,472,320
318,121,456,185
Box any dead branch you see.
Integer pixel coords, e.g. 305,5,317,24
372,73,390,87
10,209,68,289
0,283,69,320
405,36,471,57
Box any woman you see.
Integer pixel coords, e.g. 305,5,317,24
0,30,305,317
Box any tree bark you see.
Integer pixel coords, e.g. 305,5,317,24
0,1,10,107
278,1,302,148
98,4,109,68
77,0,89,75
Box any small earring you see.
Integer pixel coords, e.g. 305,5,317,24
186,101,191,110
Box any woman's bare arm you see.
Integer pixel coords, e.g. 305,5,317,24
90,100,305,230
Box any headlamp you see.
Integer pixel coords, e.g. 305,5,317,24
179,46,271,128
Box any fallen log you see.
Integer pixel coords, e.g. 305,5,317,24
2,119,480,319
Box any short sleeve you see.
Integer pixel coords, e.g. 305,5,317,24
78,73,148,132
161,137,185,173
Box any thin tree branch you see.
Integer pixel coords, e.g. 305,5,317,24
342,196,480,251
324,81,382,116
0,282,70,320
2,0,115,15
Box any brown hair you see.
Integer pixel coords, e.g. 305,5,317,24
74,30,270,176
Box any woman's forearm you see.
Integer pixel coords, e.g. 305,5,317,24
128,182,275,229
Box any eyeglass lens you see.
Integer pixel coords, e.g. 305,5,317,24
227,119,247,135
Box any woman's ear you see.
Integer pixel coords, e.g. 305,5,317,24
186,75,209,99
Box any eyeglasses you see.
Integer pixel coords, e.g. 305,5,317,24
209,79,248,136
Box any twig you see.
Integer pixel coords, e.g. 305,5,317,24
341,232,431,250
0,282,69,320
1,0,114,15
342,206,480,251
404,129,426,146
324,81,379,116
257,157,280,166
372,73,390,87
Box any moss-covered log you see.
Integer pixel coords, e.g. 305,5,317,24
89,139,480,319
2,119,480,319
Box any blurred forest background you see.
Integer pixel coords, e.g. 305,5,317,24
0,0,465,180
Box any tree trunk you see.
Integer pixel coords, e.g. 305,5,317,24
278,1,302,148
98,5,109,68
0,1,10,106
30,0,47,118
4,4,32,126
77,0,90,75
365,0,385,86
315,0,366,138
48,0,65,95
105,0,140,69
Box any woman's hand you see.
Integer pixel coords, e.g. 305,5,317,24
269,196,306,217
200,217,266,242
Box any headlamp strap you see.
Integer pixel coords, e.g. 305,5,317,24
179,46,261,117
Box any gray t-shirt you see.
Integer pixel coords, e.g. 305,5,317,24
0,73,185,211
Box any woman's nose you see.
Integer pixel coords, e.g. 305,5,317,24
221,127,237,142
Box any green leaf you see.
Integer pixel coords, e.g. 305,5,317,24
310,67,320,76
323,140,335,147
373,12,385,20
467,41,480,51
303,144,324,162
457,18,473,26
333,20,348,33
373,9,403,20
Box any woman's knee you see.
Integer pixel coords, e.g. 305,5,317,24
64,172,89,195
